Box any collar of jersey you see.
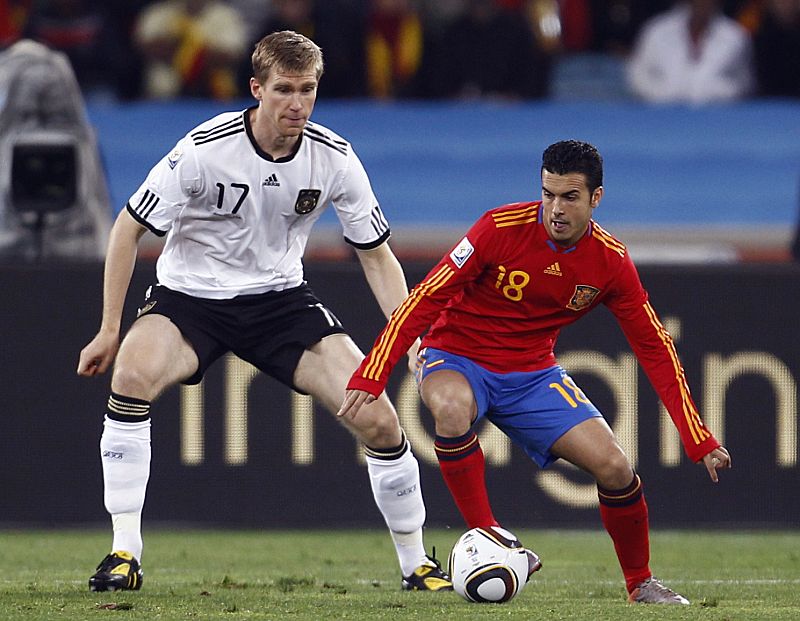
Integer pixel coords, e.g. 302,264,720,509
244,105,303,163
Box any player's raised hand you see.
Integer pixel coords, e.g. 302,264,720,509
77,330,120,377
337,389,375,421
701,446,732,483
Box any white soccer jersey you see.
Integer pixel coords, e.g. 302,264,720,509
126,108,390,299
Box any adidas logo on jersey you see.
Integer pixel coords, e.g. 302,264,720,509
263,173,280,187
544,262,562,276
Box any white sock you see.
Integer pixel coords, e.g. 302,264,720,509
366,442,428,576
112,513,143,559
101,415,151,560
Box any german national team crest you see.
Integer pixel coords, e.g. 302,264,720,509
567,285,600,311
294,189,321,214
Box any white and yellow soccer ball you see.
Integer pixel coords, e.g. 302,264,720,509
448,526,540,603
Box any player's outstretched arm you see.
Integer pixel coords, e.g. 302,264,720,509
701,446,732,483
355,243,423,374
77,209,148,377
337,389,376,421
354,243,409,320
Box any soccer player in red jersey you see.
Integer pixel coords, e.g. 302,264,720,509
339,140,732,605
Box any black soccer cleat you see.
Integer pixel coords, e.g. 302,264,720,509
401,554,454,591
88,551,144,592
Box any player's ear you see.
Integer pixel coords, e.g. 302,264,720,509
590,186,603,209
250,77,262,101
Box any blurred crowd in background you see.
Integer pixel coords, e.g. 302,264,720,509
1,0,799,104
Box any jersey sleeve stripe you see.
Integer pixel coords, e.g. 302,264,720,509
362,265,454,381
644,300,708,444
494,216,538,228
491,206,538,223
491,204,538,217
303,131,347,155
362,265,453,381
126,202,167,237
591,223,627,256
642,301,711,445
370,206,389,235
593,227,625,252
133,190,159,220
192,127,245,146
190,117,243,139
344,229,391,250
305,123,348,148
362,266,446,380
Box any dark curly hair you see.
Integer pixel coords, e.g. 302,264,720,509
541,140,603,193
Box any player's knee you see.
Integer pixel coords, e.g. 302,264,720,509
422,380,474,435
111,364,156,400
593,451,634,490
430,401,473,437
351,400,402,448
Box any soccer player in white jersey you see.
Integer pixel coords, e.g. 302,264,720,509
77,30,451,593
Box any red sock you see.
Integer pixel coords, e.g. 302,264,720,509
435,431,498,528
598,473,651,593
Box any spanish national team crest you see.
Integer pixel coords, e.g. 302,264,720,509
567,285,600,311
294,189,321,214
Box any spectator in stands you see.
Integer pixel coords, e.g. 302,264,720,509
585,0,672,54
134,0,247,100
228,0,273,41
242,0,367,98
365,0,425,98
626,0,754,104
421,0,551,99
554,0,594,52
0,0,31,48
23,0,137,99
748,0,800,97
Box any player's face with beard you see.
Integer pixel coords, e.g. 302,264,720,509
253,68,318,138
541,170,603,247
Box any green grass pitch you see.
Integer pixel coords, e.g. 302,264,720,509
1,528,798,620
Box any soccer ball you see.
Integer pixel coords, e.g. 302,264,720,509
448,526,540,603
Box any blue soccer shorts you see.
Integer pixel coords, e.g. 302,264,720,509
417,347,602,468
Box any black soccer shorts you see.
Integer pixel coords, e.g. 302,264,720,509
136,282,346,388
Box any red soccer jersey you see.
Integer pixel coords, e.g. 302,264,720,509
349,202,719,462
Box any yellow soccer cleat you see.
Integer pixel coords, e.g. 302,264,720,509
88,551,144,592
401,555,454,591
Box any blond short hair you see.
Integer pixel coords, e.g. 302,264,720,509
251,30,324,84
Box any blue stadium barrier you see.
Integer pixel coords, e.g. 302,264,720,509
88,99,800,234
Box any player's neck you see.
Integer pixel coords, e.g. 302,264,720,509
262,134,300,160
248,108,302,160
